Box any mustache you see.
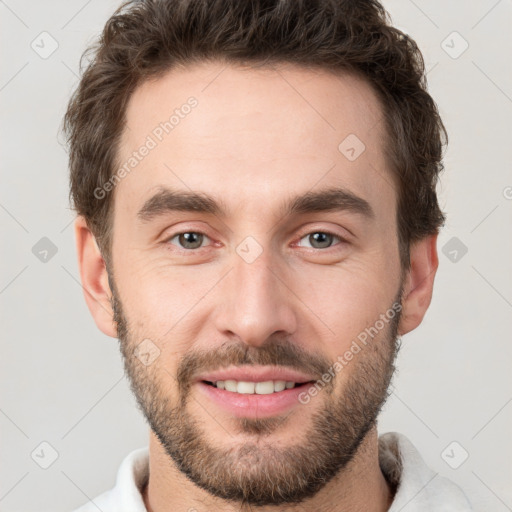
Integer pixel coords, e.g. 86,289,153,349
176,338,332,394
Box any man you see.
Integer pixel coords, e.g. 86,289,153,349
65,0,472,510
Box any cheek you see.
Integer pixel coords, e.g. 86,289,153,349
291,258,399,352
116,259,218,350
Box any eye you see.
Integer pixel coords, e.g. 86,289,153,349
296,231,343,250
168,232,211,250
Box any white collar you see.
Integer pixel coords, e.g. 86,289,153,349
74,432,472,511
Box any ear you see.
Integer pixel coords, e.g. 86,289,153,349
74,216,117,338
398,234,439,336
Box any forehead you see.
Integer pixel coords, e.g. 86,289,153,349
116,61,394,220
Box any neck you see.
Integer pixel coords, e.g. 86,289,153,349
142,425,394,512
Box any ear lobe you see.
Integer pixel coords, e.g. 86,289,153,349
398,234,439,336
74,216,117,338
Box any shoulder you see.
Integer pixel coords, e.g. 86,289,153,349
71,447,149,512
379,432,473,511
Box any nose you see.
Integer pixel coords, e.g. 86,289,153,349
213,249,298,347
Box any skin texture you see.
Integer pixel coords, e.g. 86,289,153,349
75,62,439,511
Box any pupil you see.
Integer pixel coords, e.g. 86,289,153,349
310,232,331,248
180,232,202,249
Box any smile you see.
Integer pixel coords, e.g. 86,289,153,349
204,379,301,394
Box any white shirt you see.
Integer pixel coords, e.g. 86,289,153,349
73,432,472,511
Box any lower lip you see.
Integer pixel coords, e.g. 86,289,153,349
196,381,313,418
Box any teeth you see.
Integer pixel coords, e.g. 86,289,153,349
237,381,255,394
213,380,297,394
224,380,237,392
274,380,286,392
255,381,274,394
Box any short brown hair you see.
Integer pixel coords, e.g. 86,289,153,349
64,0,447,269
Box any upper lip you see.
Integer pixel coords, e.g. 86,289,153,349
196,366,317,384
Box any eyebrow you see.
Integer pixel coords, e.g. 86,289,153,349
137,186,374,223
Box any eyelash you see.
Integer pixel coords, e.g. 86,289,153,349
164,229,346,253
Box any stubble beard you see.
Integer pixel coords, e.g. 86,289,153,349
111,280,402,507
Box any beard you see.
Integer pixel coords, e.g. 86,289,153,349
110,275,402,507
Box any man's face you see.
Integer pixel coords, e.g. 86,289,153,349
109,62,403,505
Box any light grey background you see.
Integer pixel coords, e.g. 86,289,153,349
1,1,511,511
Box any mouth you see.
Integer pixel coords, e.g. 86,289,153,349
195,367,317,419
202,379,312,394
